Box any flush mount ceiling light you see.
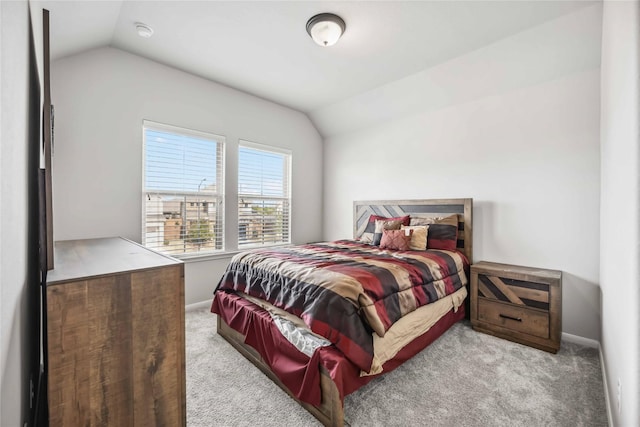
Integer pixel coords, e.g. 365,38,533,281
135,22,154,38
306,13,346,47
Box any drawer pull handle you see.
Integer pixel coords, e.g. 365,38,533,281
499,314,522,322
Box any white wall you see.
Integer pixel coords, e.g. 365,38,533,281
1,1,41,425
600,1,640,425
323,6,602,341
51,47,323,304
1,4,4,422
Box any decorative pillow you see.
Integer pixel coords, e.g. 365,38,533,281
372,219,403,246
359,214,410,243
400,225,428,250
379,229,412,251
409,214,459,251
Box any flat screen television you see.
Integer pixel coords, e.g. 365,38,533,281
32,8,53,426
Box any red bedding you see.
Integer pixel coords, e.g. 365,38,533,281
214,240,468,373
211,291,465,406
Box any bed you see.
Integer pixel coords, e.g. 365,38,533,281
211,198,473,426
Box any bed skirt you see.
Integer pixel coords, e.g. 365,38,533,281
211,290,465,407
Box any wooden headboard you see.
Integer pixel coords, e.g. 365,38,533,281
353,198,473,262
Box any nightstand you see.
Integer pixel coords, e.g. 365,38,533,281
470,261,562,353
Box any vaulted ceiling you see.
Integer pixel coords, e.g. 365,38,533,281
38,0,598,135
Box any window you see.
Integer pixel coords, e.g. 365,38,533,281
238,141,291,247
143,121,224,256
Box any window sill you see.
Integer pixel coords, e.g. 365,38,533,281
237,242,292,251
172,251,240,263
170,242,293,263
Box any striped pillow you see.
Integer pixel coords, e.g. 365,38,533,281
360,214,410,243
410,214,459,251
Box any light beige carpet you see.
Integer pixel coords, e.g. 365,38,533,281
186,307,608,426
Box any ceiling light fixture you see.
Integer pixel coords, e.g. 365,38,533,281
135,22,154,38
306,13,345,47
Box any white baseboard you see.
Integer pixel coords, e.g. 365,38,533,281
561,332,612,426
561,332,599,348
599,344,614,427
185,299,213,312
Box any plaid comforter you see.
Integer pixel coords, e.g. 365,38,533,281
214,240,468,373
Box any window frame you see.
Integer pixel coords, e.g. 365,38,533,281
237,139,292,249
142,120,226,258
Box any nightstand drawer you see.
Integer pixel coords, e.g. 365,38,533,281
477,298,549,339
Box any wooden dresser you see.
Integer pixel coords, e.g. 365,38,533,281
470,261,562,353
46,237,186,426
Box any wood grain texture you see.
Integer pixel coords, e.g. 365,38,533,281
46,238,185,426
470,261,561,353
478,281,497,300
47,281,90,427
88,275,133,426
131,265,185,427
487,276,524,305
509,285,549,303
477,298,549,339
353,198,473,262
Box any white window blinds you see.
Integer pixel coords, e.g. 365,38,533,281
143,121,225,256
238,141,291,247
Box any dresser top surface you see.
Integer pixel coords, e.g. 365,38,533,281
47,237,182,285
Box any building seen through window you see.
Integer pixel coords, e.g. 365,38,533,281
143,121,224,256
238,142,291,247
